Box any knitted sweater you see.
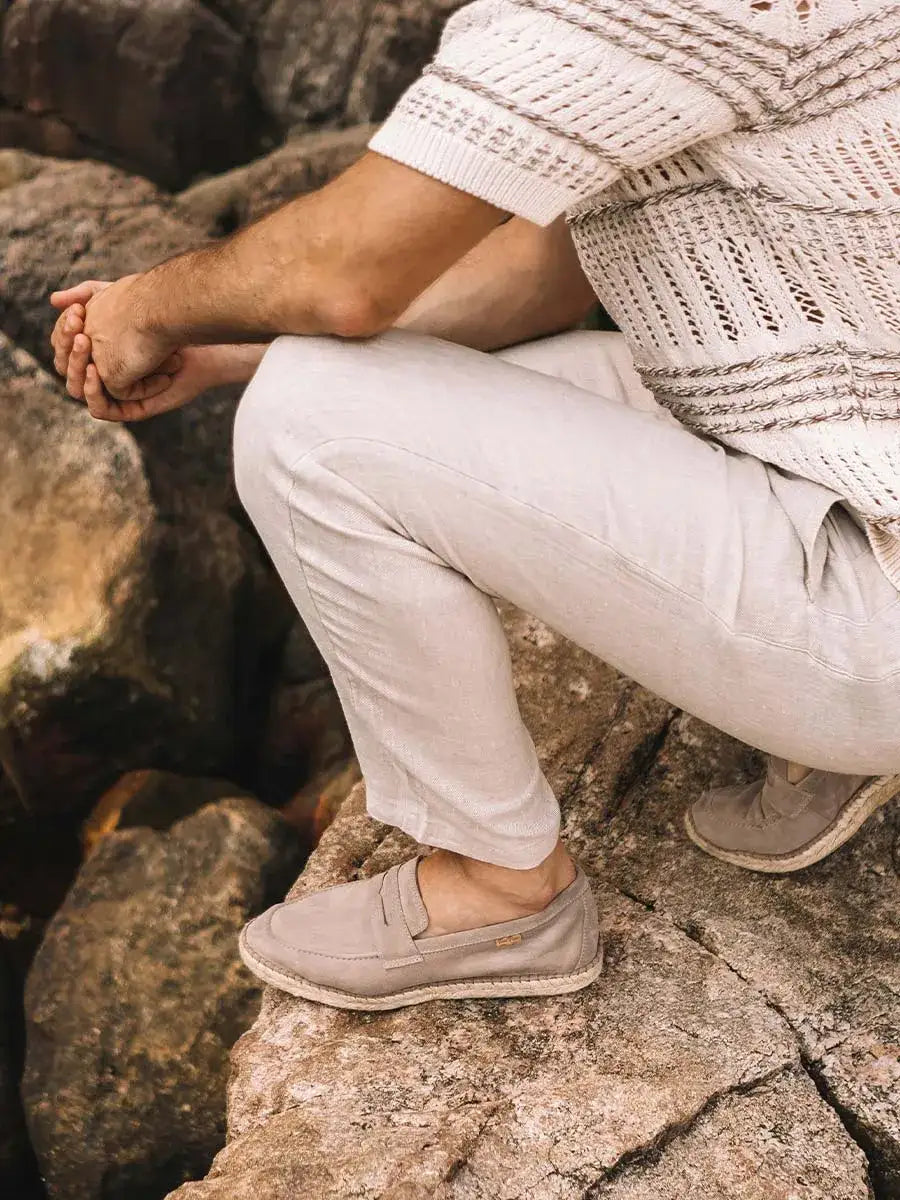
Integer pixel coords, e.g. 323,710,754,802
369,0,900,590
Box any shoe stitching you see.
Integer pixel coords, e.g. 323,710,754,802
244,940,604,998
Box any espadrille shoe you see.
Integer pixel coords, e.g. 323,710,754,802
685,756,900,873
239,855,603,1011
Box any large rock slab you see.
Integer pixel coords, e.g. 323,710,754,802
599,1070,870,1200
1,0,265,188
22,795,306,1200
164,604,881,1198
584,710,900,1196
0,336,285,821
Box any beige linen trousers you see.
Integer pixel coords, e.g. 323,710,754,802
234,329,900,869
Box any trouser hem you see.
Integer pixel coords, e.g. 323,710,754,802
365,793,561,870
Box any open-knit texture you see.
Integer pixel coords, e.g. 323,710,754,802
369,0,900,588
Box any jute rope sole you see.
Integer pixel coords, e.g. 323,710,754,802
239,928,605,1011
684,773,900,874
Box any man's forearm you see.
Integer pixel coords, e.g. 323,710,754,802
394,216,597,351
132,152,504,347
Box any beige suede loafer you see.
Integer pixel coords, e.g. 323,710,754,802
239,855,603,1011
685,756,900,873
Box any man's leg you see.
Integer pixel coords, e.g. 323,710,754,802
234,329,900,926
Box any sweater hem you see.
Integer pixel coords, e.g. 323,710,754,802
368,117,576,227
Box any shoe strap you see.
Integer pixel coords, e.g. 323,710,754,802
763,757,866,820
370,861,425,971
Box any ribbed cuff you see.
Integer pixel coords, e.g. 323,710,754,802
368,115,575,227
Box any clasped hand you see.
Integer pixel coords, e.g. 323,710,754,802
50,277,216,422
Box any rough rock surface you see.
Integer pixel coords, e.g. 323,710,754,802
0,1,466,188
344,0,465,125
175,125,378,234
0,335,282,821
22,796,306,1200
597,1071,872,1200
0,334,151,818
589,709,900,1196
165,604,893,1198
1,0,265,188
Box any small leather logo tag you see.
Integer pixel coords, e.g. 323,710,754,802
495,934,523,948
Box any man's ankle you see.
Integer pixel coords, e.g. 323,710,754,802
455,841,576,911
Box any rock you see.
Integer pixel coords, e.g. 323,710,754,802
163,603,886,1198
0,336,287,821
0,0,467,187
0,945,39,1193
256,0,468,132
598,1071,870,1200
588,708,900,1196
81,770,255,855
0,148,43,191
344,0,467,125
22,795,306,1200
1,0,266,188
175,125,378,235
254,0,372,131
0,334,151,817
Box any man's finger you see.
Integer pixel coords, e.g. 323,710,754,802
50,280,110,310
159,351,183,374
66,333,92,401
120,373,175,403
51,305,85,376
83,364,121,422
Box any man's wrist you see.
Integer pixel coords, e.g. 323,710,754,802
133,244,216,344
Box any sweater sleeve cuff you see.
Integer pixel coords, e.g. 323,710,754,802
368,112,581,227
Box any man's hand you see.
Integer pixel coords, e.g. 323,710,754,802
54,273,180,399
77,273,180,399
61,326,267,422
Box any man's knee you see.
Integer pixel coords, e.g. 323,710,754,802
234,329,434,512
233,335,342,517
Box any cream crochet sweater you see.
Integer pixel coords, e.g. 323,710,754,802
369,0,900,589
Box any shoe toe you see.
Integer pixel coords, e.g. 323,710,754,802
687,778,765,849
242,876,381,979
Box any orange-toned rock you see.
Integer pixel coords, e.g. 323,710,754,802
0,336,285,820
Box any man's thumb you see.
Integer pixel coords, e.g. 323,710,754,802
50,280,111,310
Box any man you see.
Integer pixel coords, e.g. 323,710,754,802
52,0,900,1010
